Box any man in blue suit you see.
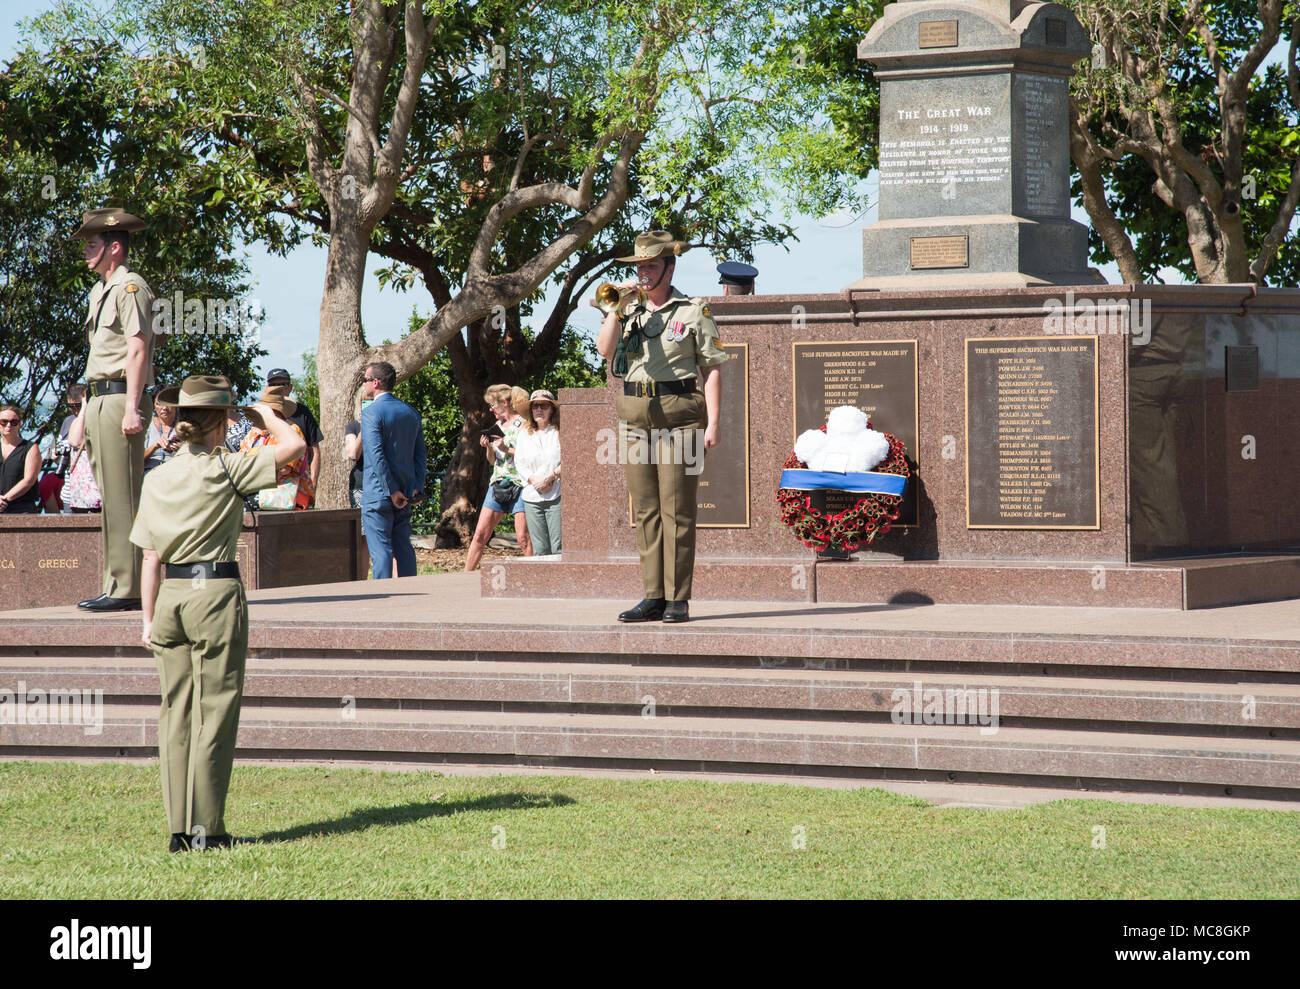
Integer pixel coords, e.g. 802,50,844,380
360,361,426,579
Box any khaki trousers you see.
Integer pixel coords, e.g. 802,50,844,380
616,391,706,601
150,578,248,838
85,390,151,598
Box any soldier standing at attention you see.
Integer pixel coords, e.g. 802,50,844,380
70,208,156,612
130,375,305,851
595,230,726,624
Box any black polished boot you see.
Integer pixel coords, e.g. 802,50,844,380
662,601,689,624
618,598,666,622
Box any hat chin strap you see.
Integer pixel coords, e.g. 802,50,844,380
642,260,671,294
86,240,108,273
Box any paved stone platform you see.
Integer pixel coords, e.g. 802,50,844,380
2,573,1298,806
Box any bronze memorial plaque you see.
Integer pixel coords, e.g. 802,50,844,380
918,19,959,48
966,337,1099,529
910,235,968,270
1225,345,1260,392
697,343,750,527
792,340,918,526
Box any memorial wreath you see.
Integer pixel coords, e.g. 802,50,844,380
776,406,911,552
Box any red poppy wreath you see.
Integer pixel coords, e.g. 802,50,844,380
776,405,911,552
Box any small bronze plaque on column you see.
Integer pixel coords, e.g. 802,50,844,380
792,340,919,526
966,336,1099,529
910,235,968,270
1225,346,1260,392
919,20,959,48
697,343,750,527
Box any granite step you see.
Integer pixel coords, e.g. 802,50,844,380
483,555,1300,610
4,658,1298,733
3,703,1297,796
3,615,1299,678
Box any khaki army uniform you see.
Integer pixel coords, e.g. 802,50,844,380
130,444,276,839
84,263,156,598
615,289,727,601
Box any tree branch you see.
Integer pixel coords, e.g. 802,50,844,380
366,1,440,222
1069,96,1142,283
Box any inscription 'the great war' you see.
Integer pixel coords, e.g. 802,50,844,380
895,105,992,121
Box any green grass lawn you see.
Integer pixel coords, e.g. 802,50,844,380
1,762,1296,899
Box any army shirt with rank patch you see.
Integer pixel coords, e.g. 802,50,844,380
621,288,727,384
83,264,156,385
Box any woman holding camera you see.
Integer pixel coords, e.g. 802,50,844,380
463,384,533,572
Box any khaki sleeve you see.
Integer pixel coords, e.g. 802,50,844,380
116,275,154,339
129,484,157,551
224,446,278,493
691,300,727,367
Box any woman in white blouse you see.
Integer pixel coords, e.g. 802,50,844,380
512,390,562,556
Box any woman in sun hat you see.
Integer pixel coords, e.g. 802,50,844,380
238,385,313,509
513,389,563,555
129,374,305,852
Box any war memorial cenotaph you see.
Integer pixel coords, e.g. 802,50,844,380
487,0,1300,611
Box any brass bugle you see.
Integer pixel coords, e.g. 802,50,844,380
590,282,646,315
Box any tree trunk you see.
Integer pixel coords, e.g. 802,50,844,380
315,223,370,509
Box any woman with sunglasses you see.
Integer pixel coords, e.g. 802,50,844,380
0,405,42,514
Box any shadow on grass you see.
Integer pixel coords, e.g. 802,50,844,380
255,791,576,844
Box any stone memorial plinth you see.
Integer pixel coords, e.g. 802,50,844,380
485,286,1300,609
0,508,370,611
852,0,1099,289
480,0,1300,612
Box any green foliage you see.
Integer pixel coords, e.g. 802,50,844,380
40,0,875,310
295,350,321,422
391,326,465,533
1066,0,1300,284
0,35,267,429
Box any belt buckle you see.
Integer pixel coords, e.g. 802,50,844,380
644,381,656,398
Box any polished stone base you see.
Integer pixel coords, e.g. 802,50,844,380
482,553,1300,610
0,509,369,609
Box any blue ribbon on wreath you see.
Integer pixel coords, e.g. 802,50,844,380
779,468,907,497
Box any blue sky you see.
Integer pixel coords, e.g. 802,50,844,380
10,1,1283,386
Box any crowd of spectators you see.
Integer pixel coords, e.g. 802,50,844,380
4,370,564,573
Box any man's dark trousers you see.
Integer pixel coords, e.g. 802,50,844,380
361,501,416,579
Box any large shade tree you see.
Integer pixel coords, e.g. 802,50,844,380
1065,0,1300,285
28,0,872,533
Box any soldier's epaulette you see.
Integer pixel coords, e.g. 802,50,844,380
690,297,714,319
